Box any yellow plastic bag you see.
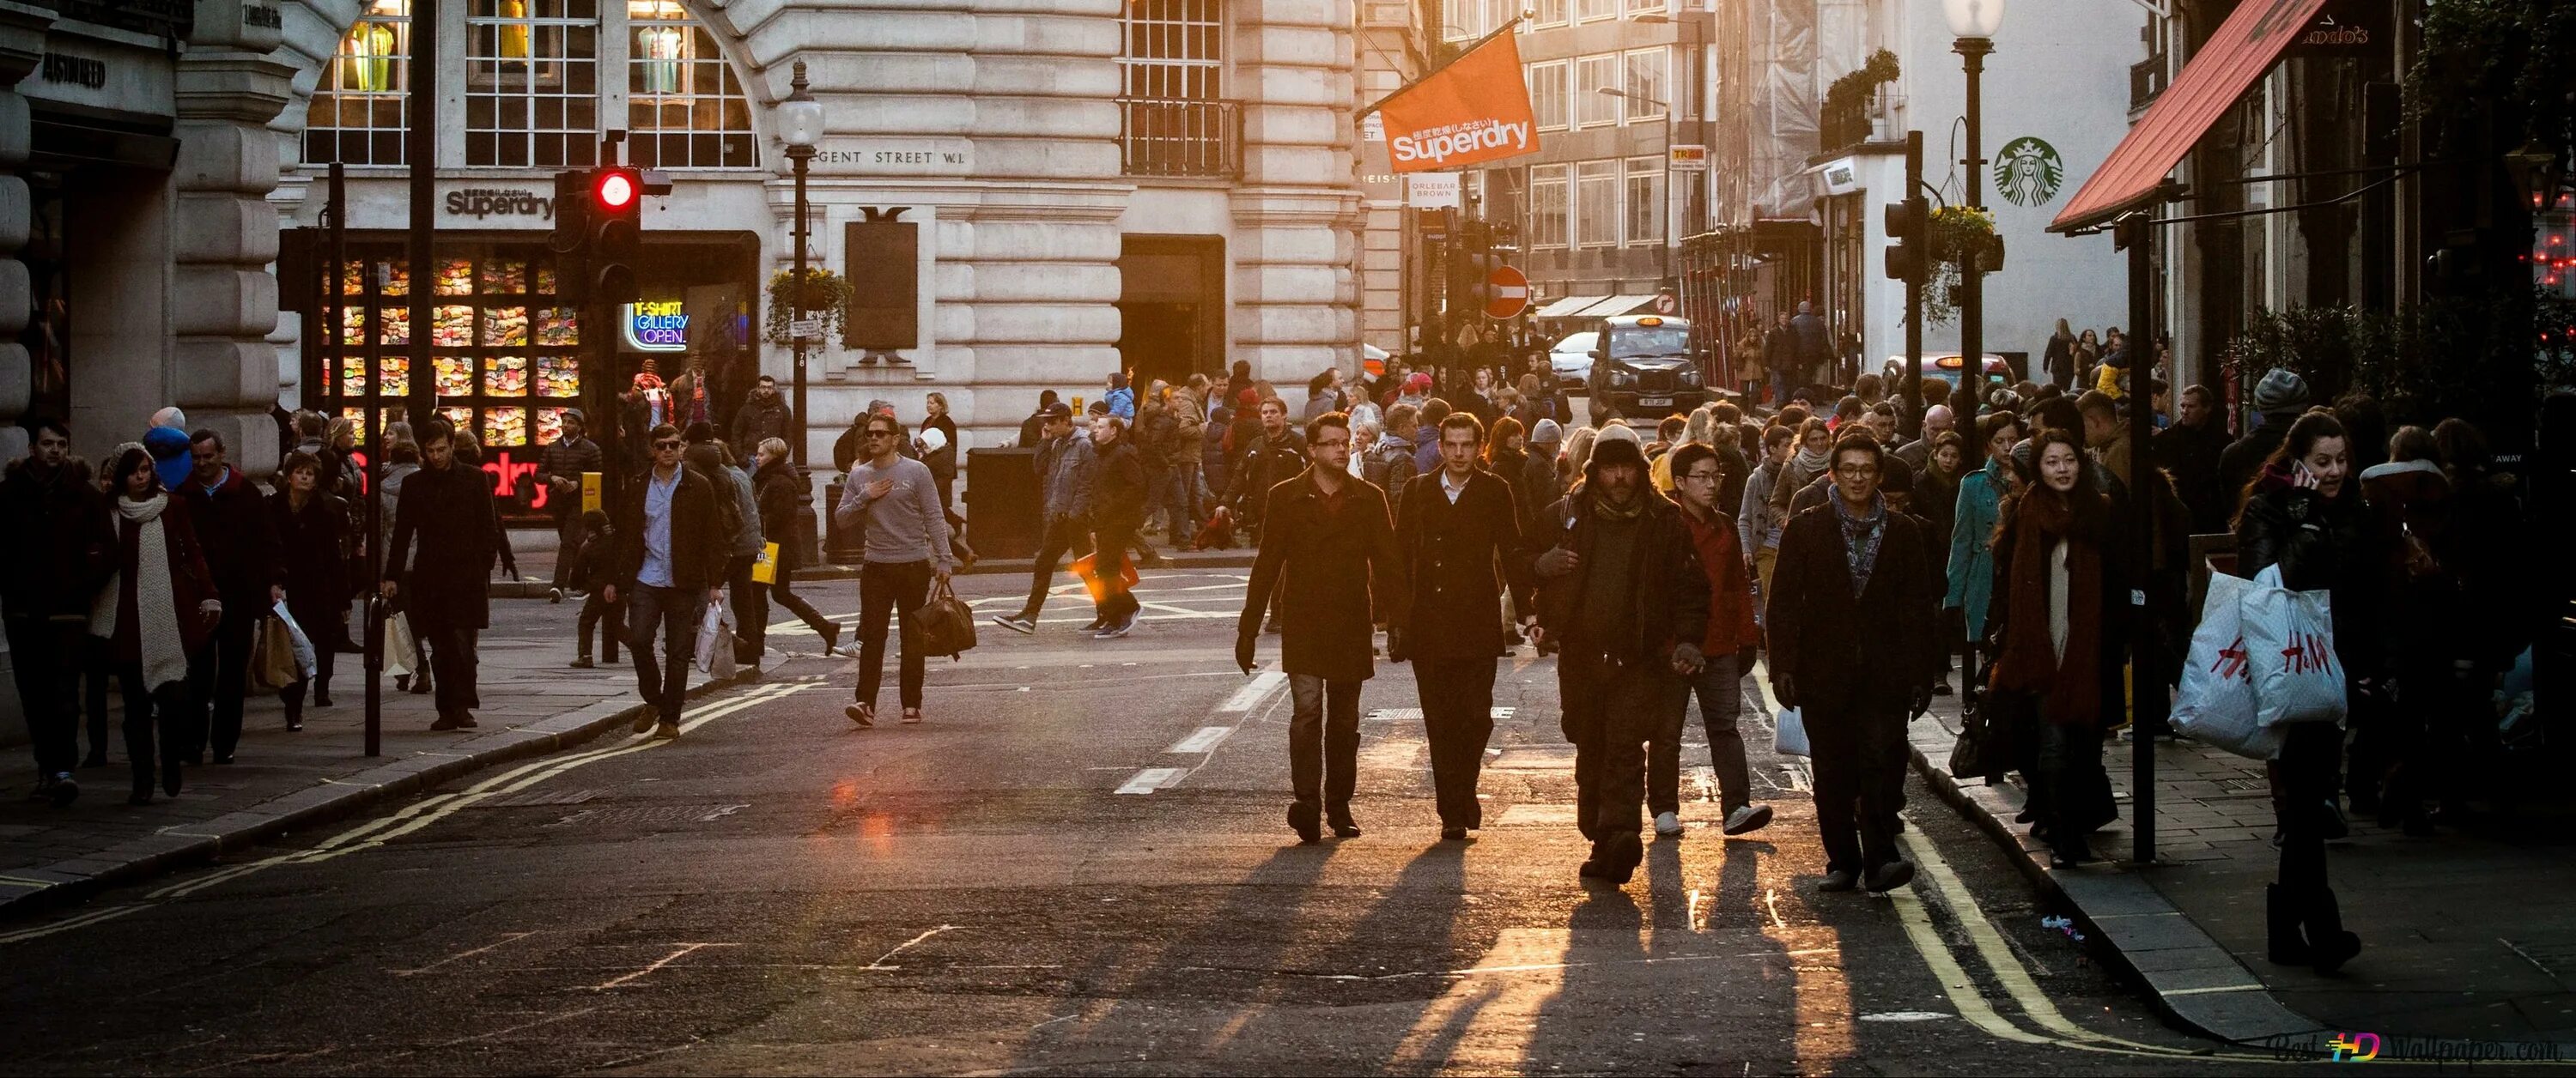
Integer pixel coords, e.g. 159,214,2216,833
750,542,779,584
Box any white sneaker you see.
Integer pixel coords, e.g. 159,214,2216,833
1653,810,1683,837
1722,803,1775,835
991,615,1036,635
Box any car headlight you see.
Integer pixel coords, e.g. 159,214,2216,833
1678,366,1702,388
1609,368,1637,388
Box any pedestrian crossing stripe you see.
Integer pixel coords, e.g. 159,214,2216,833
1115,767,1187,795
1364,707,1516,721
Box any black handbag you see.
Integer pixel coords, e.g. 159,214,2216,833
909,578,977,660
1949,699,1992,782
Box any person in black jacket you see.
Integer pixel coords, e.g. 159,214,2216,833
269,451,349,730
1088,415,1150,638
602,424,732,738
751,437,841,655
1767,432,1939,894
1223,397,1309,542
381,420,501,732
2154,385,2233,534
1,419,111,803
568,509,623,669
535,409,605,595
1392,411,1534,839
179,430,283,765
1528,432,1710,885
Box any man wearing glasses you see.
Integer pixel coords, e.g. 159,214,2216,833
1662,443,1774,840
1766,433,1939,893
604,425,731,739
835,412,956,727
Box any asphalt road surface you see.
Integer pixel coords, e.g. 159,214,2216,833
1,570,2355,1075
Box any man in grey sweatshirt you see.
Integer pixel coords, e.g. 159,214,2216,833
833,411,956,728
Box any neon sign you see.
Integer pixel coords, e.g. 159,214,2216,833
621,299,690,353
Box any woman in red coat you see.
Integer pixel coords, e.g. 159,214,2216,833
91,445,220,803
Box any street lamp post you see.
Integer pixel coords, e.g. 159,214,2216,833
1946,0,2002,403
778,61,825,565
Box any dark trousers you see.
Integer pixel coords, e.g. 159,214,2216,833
2035,721,2107,857
1807,700,1909,875
1563,653,1661,857
578,590,625,661
82,636,111,761
554,509,586,590
1093,521,1139,622
1416,657,1496,828
1019,516,1097,620
115,664,193,795
279,603,339,717
727,553,766,660
857,560,932,711
187,603,258,760
769,578,835,640
423,626,481,718
5,616,82,778
1288,673,1361,816
2274,721,2343,897
1656,653,1752,815
628,584,704,723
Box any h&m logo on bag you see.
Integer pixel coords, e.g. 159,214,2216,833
2213,638,2251,681
2280,631,2334,675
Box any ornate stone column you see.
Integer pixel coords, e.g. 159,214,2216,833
0,3,52,462
173,0,297,469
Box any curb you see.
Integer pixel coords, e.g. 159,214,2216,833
0,667,758,923
1902,729,2329,1048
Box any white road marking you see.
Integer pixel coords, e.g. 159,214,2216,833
1115,767,1187,795
1166,726,1233,754
866,924,961,970
1217,669,1286,712
389,930,542,977
589,942,738,990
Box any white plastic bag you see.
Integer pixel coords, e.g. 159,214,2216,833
692,595,737,677
271,600,318,681
2171,572,2280,759
1772,707,1810,758
2240,565,2348,728
381,605,418,679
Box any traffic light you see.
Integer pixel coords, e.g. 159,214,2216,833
549,169,592,302
585,166,643,304
1883,195,1929,285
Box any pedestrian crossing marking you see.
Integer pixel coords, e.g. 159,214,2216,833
1364,707,1516,721
1165,726,1233,754
1217,669,1286,712
1115,767,1186,795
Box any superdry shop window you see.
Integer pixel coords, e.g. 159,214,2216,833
284,231,757,518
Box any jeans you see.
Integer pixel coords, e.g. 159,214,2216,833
1415,657,1496,828
627,584,704,724
727,553,766,661
5,616,82,778
578,590,625,661
1653,653,1751,815
1288,674,1361,816
1019,516,1097,621
857,560,933,711
186,603,258,760
1164,460,1204,536
1806,700,1908,875
769,578,835,641
1563,653,1662,857
1092,520,1139,623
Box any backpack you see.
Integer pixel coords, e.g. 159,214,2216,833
1361,439,1409,491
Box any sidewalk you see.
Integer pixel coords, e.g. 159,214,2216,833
1905,696,2576,1056
0,603,750,919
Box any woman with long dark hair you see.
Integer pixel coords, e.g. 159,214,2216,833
2233,410,2386,973
92,445,220,802
270,450,349,730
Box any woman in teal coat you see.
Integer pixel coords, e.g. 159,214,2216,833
1946,411,2025,661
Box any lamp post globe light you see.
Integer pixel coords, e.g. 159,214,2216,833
781,61,822,468
1947,0,2000,402
1943,0,2004,40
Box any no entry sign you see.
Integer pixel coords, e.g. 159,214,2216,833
1485,263,1529,319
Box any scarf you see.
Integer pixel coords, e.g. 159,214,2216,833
1991,487,2105,726
1777,446,1831,510
1831,493,1886,597
1590,487,1646,522
91,494,193,693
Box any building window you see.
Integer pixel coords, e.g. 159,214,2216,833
1577,55,1619,127
1624,47,1668,121
1625,157,1663,250
1577,160,1618,247
1533,0,1568,27
1626,0,1666,14
1529,164,1570,248
626,1,755,168
1527,61,1568,130
306,0,412,166
465,0,601,167
1123,0,1222,100
1578,0,1617,21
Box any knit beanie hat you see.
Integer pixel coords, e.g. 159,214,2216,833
1530,418,1564,445
1594,421,1643,448
1588,433,1648,477
143,426,196,491
2252,368,2311,414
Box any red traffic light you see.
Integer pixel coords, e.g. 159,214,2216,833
595,170,637,210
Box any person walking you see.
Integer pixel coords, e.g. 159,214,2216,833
993,403,1098,635
269,451,349,732
1768,433,1940,893
604,425,729,739
1788,301,1833,401
567,509,624,669
1224,397,1310,547
2221,368,2311,500
535,409,605,596
382,420,501,731
179,429,282,765
1236,410,1406,844
94,445,221,803
3,419,110,804
686,442,765,669
1528,432,1710,884
1946,411,2025,695
728,374,795,465
835,413,957,727
1665,442,1773,838
2155,385,2233,534
1391,412,1534,840
1517,418,1564,539
1162,385,1206,541
1739,423,1795,624
752,437,843,656
1087,414,1149,638
2044,318,2077,391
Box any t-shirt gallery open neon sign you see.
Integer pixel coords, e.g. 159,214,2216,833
621,300,689,352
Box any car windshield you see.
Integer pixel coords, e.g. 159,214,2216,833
1608,326,1691,359
1552,332,1597,355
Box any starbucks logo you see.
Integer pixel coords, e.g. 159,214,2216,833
1995,136,2064,208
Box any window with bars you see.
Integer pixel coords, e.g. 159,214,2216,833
1577,160,1617,247
1625,48,1668,120
466,0,600,167
1529,165,1569,248
306,0,412,165
1625,157,1662,250
1576,55,1619,127
1122,0,1222,100
1527,61,1567,130
626,0,754,168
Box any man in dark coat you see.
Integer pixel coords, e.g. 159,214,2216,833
382,420,501,731
728,375,795,463
1528,430,1710,884
2154,384,2233,534
1236,411,1407,845
179,429,283,764
602,424,731,738
1087,415,1150,637
1,419,111,803
1391,411,1533,839
535,408,605,594
1224,397,1309,542
1788,300,1833,399
1767,432,1940,894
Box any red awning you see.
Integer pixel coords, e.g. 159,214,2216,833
2050,0,2330,233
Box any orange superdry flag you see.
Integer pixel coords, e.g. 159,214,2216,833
1376,29,1538,174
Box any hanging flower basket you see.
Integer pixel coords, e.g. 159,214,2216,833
765,267,851,347
1923,206,2000,327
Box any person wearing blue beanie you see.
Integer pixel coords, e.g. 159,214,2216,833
142,427,193,492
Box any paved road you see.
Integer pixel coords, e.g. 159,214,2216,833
1,571,2355,1075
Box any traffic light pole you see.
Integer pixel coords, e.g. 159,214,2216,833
405,0,437,434
1903,130,1923,401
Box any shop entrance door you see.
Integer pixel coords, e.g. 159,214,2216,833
1116,235,1224,390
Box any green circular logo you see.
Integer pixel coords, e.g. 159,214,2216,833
1996,136,2064,208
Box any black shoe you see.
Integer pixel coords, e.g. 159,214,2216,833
161,758,182,797
1328,815,1361,839
1595,833,1641,883
394,675,410,692
2264,883,2311,966
2047,848,2088,870
1864,860,1917,892
46,774,77,808
314,689,333,708
1577,859,1609,880
821,623,845,655
409,677,434,696
2305,888,2361,974
1288,802,1321,845
569,656,595,669
1819,869,1860,892
1930,680,1952,696
430,713,462,731
1442,827,1468,841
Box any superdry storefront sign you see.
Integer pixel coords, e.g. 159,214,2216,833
441,185,552,224
1370,28,1539,174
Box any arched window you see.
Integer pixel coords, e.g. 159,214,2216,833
625,0,756,169
305,0,412,166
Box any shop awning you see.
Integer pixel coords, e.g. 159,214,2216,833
2049,0,2330,233
1532,295,1607,318
1576,294,1663,318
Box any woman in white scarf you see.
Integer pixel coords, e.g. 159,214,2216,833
91,445,220,804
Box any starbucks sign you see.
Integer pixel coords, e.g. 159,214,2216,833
1995,136,2064,208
